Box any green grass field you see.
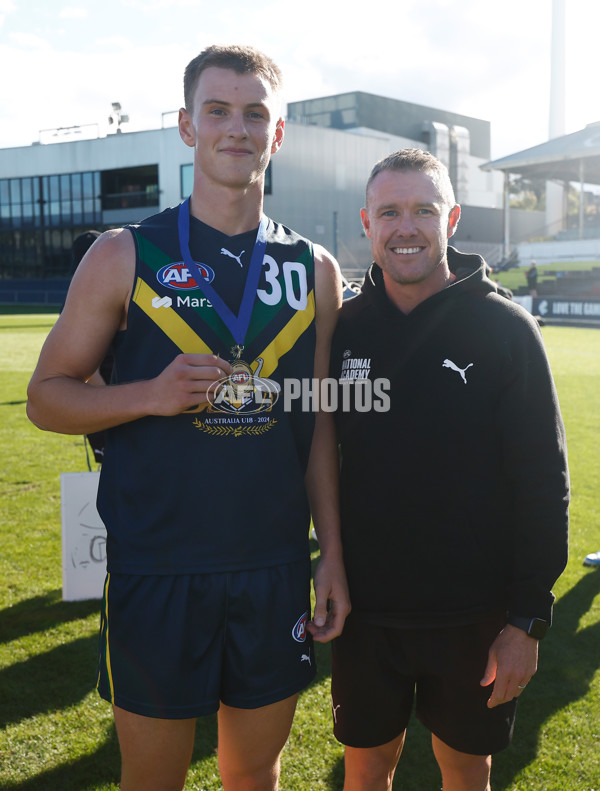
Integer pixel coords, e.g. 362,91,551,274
1,314,599,790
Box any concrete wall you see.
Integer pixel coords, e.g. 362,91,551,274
453,205,545,245
264,124,415,275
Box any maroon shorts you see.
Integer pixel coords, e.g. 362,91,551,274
331,612,517,755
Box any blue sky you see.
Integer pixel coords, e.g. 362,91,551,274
0,0,597,159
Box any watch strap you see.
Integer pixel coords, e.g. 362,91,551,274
507,615,548,640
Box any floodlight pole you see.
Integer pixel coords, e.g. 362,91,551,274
579,159,585,240
547,0,566,235
503,172,510,262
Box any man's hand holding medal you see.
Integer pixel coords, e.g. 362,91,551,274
146,352,232,415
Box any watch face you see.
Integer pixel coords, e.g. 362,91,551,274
529,618,548,640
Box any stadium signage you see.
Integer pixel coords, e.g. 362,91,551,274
533,297,600,323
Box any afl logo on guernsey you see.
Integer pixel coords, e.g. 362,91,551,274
156,261,215,291
292,611,309,643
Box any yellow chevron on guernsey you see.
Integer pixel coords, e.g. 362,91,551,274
257,289,315,379
132,276,314,381
133,277,213,354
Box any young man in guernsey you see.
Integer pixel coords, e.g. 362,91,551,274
27,45,350,791
328,149,569,791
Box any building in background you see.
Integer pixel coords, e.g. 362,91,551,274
0,92,544,305
287,91,492,201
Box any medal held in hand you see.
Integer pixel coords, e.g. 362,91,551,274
178,199,279,417
177,198,267,360
229,345,254,402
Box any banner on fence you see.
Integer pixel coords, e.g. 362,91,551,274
514,296,600,323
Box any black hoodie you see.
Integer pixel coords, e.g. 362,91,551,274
330,247,569,627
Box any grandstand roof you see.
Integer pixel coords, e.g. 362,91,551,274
481,122,600,184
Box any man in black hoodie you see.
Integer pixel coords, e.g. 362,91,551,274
330,149,569,791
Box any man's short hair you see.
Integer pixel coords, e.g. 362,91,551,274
366,148,457,210
184,45,283,113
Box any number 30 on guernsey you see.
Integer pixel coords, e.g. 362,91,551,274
257,257,308,311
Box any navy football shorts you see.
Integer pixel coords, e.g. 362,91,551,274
331,611,517,755
96,558,316,718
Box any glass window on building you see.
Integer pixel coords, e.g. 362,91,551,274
72,172,82,201
82,171,95,199
0,170,103,278
20,178,35,227
341,108,357,126
0,180,10,229
10,179,21,206
101,165,159,210
337,94,356,110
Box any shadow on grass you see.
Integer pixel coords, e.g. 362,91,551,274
0,589,104,729
492,568,600,788
0,587,229,789
3,728,121,791
9,560,595,789
3,716,219,791
0,589,101,644
311,558,600,791
0,634,100,729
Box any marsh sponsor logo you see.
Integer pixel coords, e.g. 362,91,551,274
151,295,172,309
151,294,213,309
176,295,213,309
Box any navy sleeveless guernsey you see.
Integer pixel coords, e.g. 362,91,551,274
97,204,317,574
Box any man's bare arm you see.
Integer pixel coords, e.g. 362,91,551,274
26,229,230,435
305,244,351,642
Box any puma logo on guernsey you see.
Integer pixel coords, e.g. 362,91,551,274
220,248,245,267
442,358,473,384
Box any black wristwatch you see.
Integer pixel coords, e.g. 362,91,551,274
507,615,549,640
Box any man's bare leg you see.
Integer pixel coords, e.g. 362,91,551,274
343,731,406,791
431,734,492,791
113,705,196,791
217,694,299,791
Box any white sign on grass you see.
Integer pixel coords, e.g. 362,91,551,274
60,471,106,601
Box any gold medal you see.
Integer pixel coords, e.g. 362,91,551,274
229,346,253,403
